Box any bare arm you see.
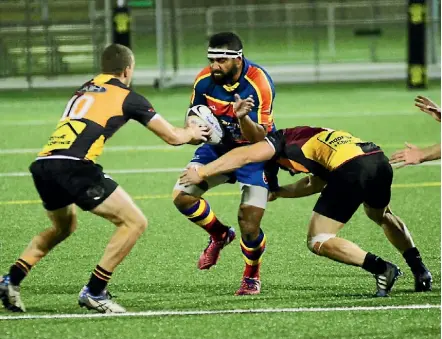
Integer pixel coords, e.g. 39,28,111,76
420,143,442,161
270,175,326,201
199,140,275,178
179,140,276,186
278,176,326,198
390,142,441,168
238,116,267,143
233,94,267,143
147,115,209,146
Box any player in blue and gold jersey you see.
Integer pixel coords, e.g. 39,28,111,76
180,125,433,296
172,32,276,295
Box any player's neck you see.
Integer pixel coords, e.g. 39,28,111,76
116,76,128,85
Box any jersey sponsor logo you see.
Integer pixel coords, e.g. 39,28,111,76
316,131,362,150
86,185,105,201
78,84,107,93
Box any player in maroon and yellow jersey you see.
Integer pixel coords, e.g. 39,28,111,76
180,126,432,296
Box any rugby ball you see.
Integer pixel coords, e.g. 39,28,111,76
186,105,223,145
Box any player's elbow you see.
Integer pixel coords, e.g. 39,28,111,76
249,127,267,143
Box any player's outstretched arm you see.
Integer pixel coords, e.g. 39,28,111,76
179,140,275,186
269,175,326,201
389,142,441,168
415,95,441,122
147,115,210,146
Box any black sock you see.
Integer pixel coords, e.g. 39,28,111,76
9,259,32,286
87,265,112,296
403,247,427,276
362,253,388,275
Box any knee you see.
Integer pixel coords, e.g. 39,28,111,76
136,215,148,233
238,204,261,238
113,210,148,235
66,213,77,234
131,209,148,233
364,204,390,226
54,212,77,240
173,191,198,211
366,210,385,226
307,233,336,255
238,214,253,231
126,214,148,236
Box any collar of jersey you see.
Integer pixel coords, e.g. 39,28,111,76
92,74,116,85
222,57,250,92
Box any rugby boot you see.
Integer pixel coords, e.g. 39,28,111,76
0,275,26,312
414,270,433,292
235,277,261,296
78,286,126,313
374,262,403,297
198,227,236,270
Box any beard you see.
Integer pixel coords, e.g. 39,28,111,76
210,64,239,85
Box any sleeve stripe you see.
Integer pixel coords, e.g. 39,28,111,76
245,67,274,125
190,89,196,105
190,68,211,105
244,75,262,120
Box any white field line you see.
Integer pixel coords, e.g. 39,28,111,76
0,145,180,155
0,304,439,321
0,161,440,178
0,111,421,126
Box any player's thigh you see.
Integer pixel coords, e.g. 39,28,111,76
91,186,147,230
312,179,362,230
363,154,393,211
239,184,268,211
307,211,345,239
235,161,269,210
29,160,75,211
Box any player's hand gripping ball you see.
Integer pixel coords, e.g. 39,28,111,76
186,105,223,145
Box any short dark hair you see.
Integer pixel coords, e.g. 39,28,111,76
208,32,243,51
101,44,133,75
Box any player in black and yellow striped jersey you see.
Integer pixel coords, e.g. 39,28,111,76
179,125,432,296
0,44,210,314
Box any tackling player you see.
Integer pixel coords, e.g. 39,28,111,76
0,44,209,313
180,126,432,296
172,32,276,295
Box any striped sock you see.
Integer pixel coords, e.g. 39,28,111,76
240,229,267,279
9,259,32,286
87,265,113,296
180,198,229,240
